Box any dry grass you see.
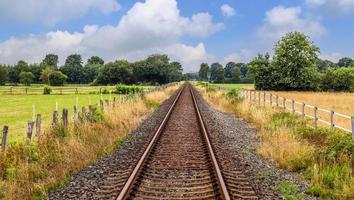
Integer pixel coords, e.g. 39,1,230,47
0,84,179,199
271,91,354,130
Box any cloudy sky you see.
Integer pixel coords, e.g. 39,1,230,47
0,0,353,72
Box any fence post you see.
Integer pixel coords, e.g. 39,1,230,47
291,100,295,114
75,88,78,94
53,110,58,126
10,87,12,95
73,106,78,127
35,114,41,137
62,109,68,127
89,105,94,123
258,92,261,105
25,88,28,94
100,100,104,111
301,103,305,120
1,126,8,151
314,106,318,128
105,100,109,111
27,121,35,141
275,95,279,107
81,106,87,124
351,116,354,140
330,111,335,129
113,97,116,107
283,98,286,110
270,93,272,106
263,92,266,106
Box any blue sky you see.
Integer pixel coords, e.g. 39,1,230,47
0,0,353,72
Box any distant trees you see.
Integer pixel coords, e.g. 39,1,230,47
41,54,59,68
337,57,354,68
60,54,85,83
0,65,8,85
320,68,354,91
19,72,35,86
49,71,67,86
198,63,209,81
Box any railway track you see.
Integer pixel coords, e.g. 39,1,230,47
95,84,258,200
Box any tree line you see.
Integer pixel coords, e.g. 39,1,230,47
198,62,253,83
0,54,184,86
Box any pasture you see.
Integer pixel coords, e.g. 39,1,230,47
209,83,254,90
0,85,152,143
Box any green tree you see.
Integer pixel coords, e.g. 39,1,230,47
337,57,353,67
41,54,59,68
224,62,236,78
272,32,320,90
0,65,8,85
87,56,104,65
40,67,55,84
249,53,275,90
8,61,29,83
49,71,67,86
231,66,241,83
214,66,224,83
237,63,248,78
316,58,334,72
320,68,354,91
19,71,35,86
96,60,133,85
84,64,101,84
60,54,85,83
198,63,210,81
210,63,223,82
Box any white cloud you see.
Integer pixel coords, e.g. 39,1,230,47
221,4,236,17
305,0,354,14
319,52,343,62
258,6,325,44
0,0,121,25
222,50,254,65
0,0,223,72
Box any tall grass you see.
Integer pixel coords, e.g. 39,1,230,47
196,85,354,199
0,84,179,199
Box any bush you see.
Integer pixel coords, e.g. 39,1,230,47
49,71,67,86
114,84,143,94
320,68,354,91
43,86,52,95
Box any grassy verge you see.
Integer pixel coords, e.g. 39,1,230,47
196,84,354,199
0,84,179,199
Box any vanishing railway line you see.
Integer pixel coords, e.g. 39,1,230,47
95,84,258,200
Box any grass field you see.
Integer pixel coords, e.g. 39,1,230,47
0,94,122,143
209,83,254,90
0,85,153,143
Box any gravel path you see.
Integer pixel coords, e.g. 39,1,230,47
49,91,179,199
194,89,316,200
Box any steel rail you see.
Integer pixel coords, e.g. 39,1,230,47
116,85,184,200
190,85,231,200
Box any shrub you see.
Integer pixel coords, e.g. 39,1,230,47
115,84,143,94
19,71,35,86
43,86,52,95
320,67,354,91
49,71,67,86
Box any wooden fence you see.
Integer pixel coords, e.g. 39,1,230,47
0,83,177,152
0,86,122,95
240,90,354,140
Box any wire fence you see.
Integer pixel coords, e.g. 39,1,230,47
240,90,354,140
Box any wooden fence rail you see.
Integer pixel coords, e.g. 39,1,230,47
240,90,354,140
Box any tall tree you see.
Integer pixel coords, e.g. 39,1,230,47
214,66,224,83
231,66,241,83
96,60,133,85
40,67,55,84
60,54,85,83
272,32,320,90
249,53,275,90
198,63,210,81
8,60,29,83
41,54,59,68
87,56,104,65
210,63,223,82
224,62,236,78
